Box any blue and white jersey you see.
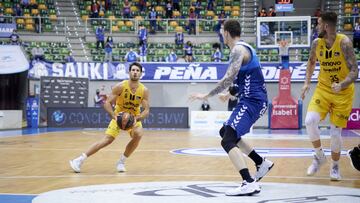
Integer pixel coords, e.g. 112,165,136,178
185,45,192,55
139,44,147,56
138,28,147,42
166,53,177,62
125,51,139,62
234,41,267,102
175,32,184,45
212,50,223,62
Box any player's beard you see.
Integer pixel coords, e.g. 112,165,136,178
130,75,139,81
318,30,326,38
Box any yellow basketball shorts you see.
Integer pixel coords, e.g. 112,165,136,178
307,87,354,128
105,119,142,138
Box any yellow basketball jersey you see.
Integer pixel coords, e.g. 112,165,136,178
114,80,145,116
316,34,354,95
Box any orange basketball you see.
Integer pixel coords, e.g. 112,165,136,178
116,112,135,130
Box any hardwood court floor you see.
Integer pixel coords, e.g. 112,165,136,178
0,129,359,195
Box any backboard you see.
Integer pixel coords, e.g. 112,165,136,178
256,16,311,49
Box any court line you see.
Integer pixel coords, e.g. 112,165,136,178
0,193,37,195
0,174,358,181
0,147,170,152
351,130,360,136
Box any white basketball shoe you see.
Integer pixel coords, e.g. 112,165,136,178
254,158,274,181
69,158,84,173
330,164,341,181
116,161,127,172
225,180,261,196
307,153,327,176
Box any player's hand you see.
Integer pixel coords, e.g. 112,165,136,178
331,82,341,93
218,93,229,102
189,93,208,102
300,83,310,100
132,116,138,127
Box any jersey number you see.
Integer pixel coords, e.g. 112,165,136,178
330,75,339,83
129,94,136,101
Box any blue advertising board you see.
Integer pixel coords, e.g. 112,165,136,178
28,61,360,82
47,107,189,128
0,23,16,38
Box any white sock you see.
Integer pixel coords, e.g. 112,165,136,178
78,153,87,161
120,154,127,163
315,147,324,158
332,160,339,167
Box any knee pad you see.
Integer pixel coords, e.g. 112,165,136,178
221,126,239,153
305,112,321,142
330,124,342,153
219,126,225,138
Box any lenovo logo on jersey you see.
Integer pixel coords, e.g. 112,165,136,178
321,61,341,66
349,110,360,121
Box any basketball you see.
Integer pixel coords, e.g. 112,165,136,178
116,112,135,130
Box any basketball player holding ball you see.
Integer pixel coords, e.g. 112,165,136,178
70,62,150,173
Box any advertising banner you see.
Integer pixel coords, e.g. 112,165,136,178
28,61,360,82
270,69,301,129
191,111,231,130
143,107,188,128
48,107,189,128
346,108,360,129
0,23,16,38
0,45,29,74
26,97,39,128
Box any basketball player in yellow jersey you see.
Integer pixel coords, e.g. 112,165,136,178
301,12,358,180
70,62,150,173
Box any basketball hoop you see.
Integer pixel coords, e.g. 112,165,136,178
279,40,289,56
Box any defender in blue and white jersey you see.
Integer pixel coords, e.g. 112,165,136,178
189,19,273,196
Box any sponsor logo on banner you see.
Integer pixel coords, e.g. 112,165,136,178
48,107,188,128
47,107,112,128
272,104,297,116
32,182,360,203
142,107,188,128
28,61,360,82
347,108,360,129
191,111,232,129
0,23,16,38
270,69,300,129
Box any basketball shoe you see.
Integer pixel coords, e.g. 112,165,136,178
330,164,341,181
116,161,126,172
254,158,274,181
307,153,326,176
225,180,261,196
69,158,83,173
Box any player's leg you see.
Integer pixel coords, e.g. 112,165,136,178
237,139,274,181
305,89,328,176
305,111,327,175
221,126,260,196
329,124,342,180
70,119,118,173
117,122,143,172
328,92,353,180
220,100,273,181
70,135,115,173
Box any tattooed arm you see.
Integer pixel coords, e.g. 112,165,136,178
206,45,244,98
300,39,318,100
339,36,359,89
